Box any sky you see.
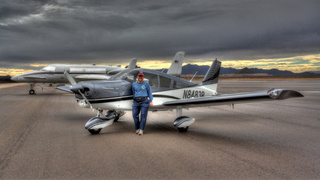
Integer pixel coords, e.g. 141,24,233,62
0,0,319,76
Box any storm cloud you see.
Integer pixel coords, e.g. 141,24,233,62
0,0,319,67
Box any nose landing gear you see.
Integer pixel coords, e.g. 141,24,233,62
29,83,35,95
85,110,126,134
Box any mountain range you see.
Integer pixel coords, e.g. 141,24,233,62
160,64,315,76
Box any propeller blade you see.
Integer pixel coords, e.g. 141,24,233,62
63,71,94,111
78,90,93,110
64,71,76,86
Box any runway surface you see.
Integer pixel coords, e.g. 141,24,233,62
0,80,319,179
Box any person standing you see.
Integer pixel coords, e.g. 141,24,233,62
132,73,153,135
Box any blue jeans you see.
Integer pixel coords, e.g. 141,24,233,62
132,99,149,130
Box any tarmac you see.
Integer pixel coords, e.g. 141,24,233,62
0,80,319,179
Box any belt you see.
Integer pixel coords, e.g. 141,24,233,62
134,97,147,102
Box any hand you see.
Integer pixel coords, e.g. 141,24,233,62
149,102,153,107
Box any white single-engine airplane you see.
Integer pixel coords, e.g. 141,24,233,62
57,59,303,134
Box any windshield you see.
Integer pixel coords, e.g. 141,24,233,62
40,66,55,72
111,69,141,83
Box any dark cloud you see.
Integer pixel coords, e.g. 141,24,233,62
0,0,319,67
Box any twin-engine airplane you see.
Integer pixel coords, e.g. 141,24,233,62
56,58,304,134
11,51,185,95
11,63,128,95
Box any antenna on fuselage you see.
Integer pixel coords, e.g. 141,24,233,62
189,71,198,82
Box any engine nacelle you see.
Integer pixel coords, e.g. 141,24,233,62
85,117,114,130
173,116,195,128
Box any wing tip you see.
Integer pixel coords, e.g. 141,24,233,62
268,89,304,100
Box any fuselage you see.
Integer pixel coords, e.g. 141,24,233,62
11,64,124,83
72,68,218,111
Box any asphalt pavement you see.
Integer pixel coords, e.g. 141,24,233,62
0,80,319,179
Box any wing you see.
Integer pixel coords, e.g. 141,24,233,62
163,89,303,108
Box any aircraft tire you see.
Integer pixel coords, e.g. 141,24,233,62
29,89,35,95
178,126,189,132
88,129,101,134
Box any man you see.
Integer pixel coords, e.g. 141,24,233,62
132,72,153,135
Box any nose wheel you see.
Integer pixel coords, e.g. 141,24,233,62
29,83,36,95
88,129,101,134
29,89,35,95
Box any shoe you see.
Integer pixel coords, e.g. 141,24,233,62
136,129,140,134
138,130,143,135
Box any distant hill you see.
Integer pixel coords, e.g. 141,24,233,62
236,67,254,74
309,71,320,74
157,64,316,76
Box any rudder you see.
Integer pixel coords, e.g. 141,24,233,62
201,59,221,85
167,51,184,76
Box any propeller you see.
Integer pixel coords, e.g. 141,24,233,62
64,71,93,110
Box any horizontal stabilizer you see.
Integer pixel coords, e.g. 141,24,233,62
163,89,303,107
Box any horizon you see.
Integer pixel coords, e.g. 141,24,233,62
1,53,319,76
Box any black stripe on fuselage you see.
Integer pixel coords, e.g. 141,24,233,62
163,95,270,106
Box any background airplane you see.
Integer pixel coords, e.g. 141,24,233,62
11,51,185,95
10,59,136,95
56,58,303,134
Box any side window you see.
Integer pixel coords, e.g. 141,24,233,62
159,75,172,89
144,73,158,87
173,80,184,89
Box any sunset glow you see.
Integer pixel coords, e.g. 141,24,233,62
2,54,319,76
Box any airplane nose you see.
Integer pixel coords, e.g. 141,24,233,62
11,75,18,81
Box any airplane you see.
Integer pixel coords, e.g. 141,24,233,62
10,59,137,95
11,51,185,95
56,58,304,134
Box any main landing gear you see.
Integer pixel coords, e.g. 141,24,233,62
173,106,195,132
29,83,35,95
85,107,194,134
85,110,125,134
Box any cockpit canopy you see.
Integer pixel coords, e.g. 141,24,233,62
40,66,55,72
111,68,196,91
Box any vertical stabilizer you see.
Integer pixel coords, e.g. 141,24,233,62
167,51,184,76
201,59,221,86
128,58,138,69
